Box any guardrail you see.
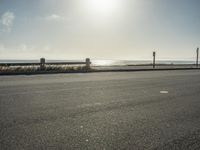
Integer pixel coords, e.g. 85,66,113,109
0,58,91,70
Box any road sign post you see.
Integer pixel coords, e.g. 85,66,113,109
153,51,156,69
196,48,199,68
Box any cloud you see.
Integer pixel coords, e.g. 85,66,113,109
0,11,15,33
0,43,58,59
19,44,28,51
44,14,70,22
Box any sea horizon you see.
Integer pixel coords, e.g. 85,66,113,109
0,59,196,66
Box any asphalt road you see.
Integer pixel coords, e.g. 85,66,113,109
1,70,200,150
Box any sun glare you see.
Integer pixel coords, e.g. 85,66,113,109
85,0,122,16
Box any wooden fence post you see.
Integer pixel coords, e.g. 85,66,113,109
86,58,91,69
40,58,45,70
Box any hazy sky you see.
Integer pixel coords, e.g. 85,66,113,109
0,0,199,60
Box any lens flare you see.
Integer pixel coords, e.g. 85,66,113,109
85,0,122,16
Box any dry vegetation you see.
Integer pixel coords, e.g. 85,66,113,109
0,65,91,73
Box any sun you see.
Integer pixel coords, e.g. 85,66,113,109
85,0,121,16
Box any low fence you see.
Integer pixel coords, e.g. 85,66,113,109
0,58,91,70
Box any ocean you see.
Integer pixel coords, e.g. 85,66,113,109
0,59,196,66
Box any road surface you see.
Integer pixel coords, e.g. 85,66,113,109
1,70,200,150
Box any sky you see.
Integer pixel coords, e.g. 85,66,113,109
0,0,199,60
